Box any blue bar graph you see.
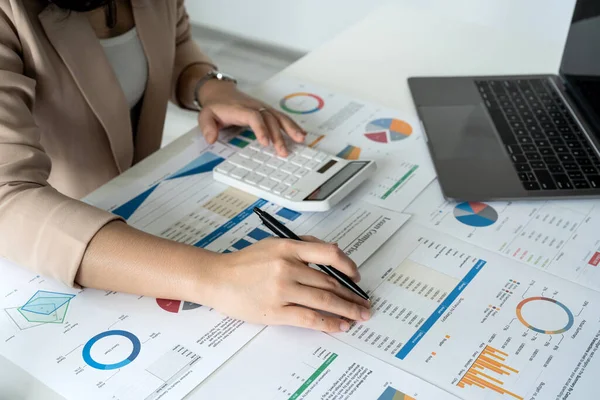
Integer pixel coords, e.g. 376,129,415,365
395,259,487,360
232,239,252,251
276,208,302,222
248,228,271,242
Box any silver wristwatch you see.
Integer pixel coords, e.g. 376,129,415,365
193,70,238,110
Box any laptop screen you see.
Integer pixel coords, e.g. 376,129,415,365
560,0,600,136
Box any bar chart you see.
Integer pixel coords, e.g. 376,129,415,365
457,345,522,400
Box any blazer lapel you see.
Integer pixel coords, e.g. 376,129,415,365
131,0,172,162
39,5,133,173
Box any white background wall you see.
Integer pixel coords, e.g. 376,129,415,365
186,0,574,53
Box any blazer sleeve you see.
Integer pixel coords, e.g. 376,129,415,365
0,6,122,287
170,0,216,107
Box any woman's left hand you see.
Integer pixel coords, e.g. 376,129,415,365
197,81,306,156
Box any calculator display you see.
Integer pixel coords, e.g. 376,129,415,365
305,161,369,201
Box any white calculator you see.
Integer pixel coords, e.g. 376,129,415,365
213,141,377,212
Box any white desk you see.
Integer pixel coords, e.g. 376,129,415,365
0,1,575,398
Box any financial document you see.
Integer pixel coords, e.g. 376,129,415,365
406,182,600,291
191,326,458,400
334,221,600,400
253,77,436,212
0,258,263,400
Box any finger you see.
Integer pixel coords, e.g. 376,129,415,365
198,109,220,144
290,240,360,283
292,264,370,309
270,109,306,143
278,305,353,333
234,107,270,147
261,111,288,156
288,283,370,323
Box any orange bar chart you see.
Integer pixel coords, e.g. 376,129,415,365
457,346,523,400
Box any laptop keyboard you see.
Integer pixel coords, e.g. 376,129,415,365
476,78,600,191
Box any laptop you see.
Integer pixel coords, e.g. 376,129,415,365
408,0,600,201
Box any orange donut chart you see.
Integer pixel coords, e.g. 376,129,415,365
280,92,325,115
515,297,574,334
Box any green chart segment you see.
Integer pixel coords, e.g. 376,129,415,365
288,354,338,400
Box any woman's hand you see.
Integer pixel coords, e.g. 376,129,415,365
197,81,306,157
204,237,371,333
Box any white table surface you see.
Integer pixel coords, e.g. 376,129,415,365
0,1,575,398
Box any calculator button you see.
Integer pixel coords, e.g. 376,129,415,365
252,153,271,164
248,143,262,152
259,179,278,191
230,167,249,179
266,158,285,168
300,147,318,159
283,175,299,186
262,147,277,156
255,165,275,176
294,168,310,178
284,188,300,199
305,160,320,170
280,164,299,174
237,158,261,171
214,161,236,175
228,154,247,166
314,152,328,162
239,149,258,159
270,171,289,182
273,183,288,194
289,155,308,167
244,172,264,185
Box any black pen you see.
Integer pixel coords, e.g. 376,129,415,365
253,207,370,301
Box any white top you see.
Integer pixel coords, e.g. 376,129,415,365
100,27,148,109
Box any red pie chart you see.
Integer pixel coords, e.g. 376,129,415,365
156,298,201,313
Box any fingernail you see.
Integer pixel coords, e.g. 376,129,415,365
340,321,351,332
361,309,371,321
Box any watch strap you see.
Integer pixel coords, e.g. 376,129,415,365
193,71,238,111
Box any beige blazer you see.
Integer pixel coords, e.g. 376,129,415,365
0,0,212,285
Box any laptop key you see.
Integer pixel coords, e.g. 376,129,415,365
531,161,545,169
535,140,550,147
553,174,573,189
525,153,542,161
583,166,598,174
518,172,530,182
563,162,579,171
540,148,553,156
568,171,584,180
507,145,523,155
534,170,557,190
515,163,531,172
519,137,533,144
544,156,559,165
588,176,600,188
577,159,593,166
523,182,541,191
522,144,536,152
549,165,564,174
554,145,569,153
573,180,591,189
511,155,527,163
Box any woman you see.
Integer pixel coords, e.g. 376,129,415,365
0,0,371,332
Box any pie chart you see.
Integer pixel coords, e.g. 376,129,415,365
156,298,201,313
364,118,413,144
453,202,498,227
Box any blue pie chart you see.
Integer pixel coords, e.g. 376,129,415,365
82,330,141,370
453,202,498,227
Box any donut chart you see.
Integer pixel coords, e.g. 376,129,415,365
82,330,141,370
280,93,325,115
516,297,574,334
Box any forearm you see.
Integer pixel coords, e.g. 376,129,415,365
76,221,220,304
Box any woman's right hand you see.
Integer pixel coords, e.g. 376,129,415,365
203,237,372,333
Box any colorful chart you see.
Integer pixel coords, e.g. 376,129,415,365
82,330,141,370
336,145,362,160
280,92,325,115
364,118,413,143
453,202,498,227
156,298,201,313
4,290,75,330
458,346,522,399
377,387,415,400
516,297,574,334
